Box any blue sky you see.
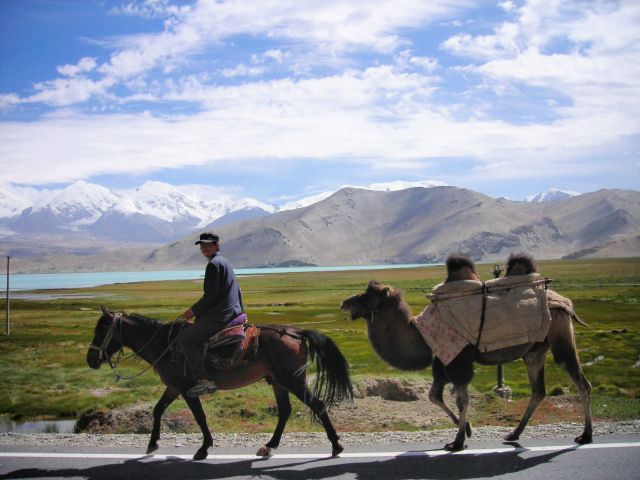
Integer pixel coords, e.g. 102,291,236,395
0,0,638,205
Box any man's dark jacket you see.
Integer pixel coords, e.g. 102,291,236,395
191,252,243,324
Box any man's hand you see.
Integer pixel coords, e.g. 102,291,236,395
183,308,194,321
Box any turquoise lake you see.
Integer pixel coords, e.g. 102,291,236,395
3,263,433,291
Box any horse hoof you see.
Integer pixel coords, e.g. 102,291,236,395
332,444,344,457
256,446,272,457
193,449,208,461
146,444,159,454
444,442,465,452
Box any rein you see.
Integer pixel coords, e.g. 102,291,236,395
90,313,186,382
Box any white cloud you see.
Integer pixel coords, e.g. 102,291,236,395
57,57,98,77
4,0,469,108
264,49,287,63
1,0,638,194
221,64,266,78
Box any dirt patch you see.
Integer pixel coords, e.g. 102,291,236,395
77,378,473,434
330,378,477,431
76,378,589,434
76,405,193,434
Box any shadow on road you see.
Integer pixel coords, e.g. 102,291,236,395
0,446,574,480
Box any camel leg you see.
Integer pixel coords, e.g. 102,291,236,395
431,357,472,437
257,382,292,456
182,394,214,461
506,344,548,441
445,383,470,451
428,371,472,438
147,387,180,454
549,311,593,444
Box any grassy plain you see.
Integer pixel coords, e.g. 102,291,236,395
0,257,638,432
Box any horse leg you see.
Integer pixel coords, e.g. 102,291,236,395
430,357,472,438
183,394,213,460
256,382,292,456
283,377,342,457
147,387,180,454
505,344,548,441
445,382,470,451
300,388,343,457
549,311,593,444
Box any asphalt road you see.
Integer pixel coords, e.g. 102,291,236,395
1,435,639,480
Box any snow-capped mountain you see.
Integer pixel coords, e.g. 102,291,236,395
31,180,121,226
0,180,276,242
526,188,581,203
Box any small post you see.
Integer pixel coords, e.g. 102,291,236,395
5,256,9,336
490,264,510,398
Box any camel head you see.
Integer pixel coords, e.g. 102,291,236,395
340,280,399,321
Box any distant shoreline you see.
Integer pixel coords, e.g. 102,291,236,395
3,263,435,292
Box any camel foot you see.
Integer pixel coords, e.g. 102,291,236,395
193,447,209,461
256,446,272,457
504,430,520,442
332,443,344,457
575,432,593,444
146,443,159,454
444,441,465,452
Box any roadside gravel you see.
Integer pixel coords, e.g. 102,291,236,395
2,421,638,449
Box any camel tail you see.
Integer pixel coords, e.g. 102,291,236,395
301,329,354,410
571,312,589,327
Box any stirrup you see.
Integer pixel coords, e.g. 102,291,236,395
187,379,218,397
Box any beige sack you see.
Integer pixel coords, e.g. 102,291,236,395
414,274,552,364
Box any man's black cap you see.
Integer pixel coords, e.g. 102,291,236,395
195,232,220,245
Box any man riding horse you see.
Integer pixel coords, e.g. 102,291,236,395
180,232,244,397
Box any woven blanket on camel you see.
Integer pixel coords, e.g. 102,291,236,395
412,273,552,365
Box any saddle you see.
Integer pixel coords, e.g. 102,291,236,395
203,314,260,371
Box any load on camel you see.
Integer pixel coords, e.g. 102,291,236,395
341,253,592,452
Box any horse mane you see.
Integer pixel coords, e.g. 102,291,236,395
506,252,538,276
126,312,175,330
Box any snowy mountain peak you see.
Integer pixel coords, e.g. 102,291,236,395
526,188,581,203
33,180,120,215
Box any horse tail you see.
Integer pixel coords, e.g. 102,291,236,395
300,329,354,410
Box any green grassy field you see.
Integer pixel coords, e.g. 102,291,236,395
1,257,639,432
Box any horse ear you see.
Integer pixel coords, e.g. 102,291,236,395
100,306,113,318
382,287,390,297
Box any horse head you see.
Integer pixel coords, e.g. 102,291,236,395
87,307,123,369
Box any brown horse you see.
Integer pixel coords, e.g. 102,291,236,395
87,308,353,460
341,254,592,451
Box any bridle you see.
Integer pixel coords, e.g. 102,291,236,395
89,311,186,382
88,312,124,369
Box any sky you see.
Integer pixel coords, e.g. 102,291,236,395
0,0,638,206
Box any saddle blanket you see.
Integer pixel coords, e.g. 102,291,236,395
412,273,553,365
